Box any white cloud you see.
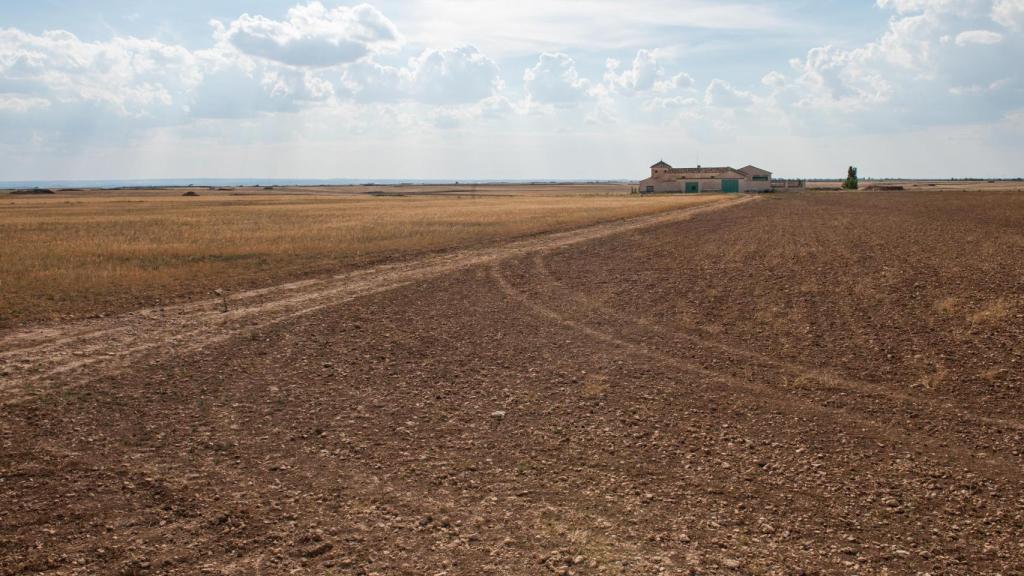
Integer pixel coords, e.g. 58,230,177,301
407,46,501,104
604,50,693,95
0,24,352,126
0,5,504,127
949,77,1010,94
479,94,516,118
641,95,698,111
342,45,502,105
877,0,1022,31
872,11,939,70
212,2,402,67
992,0,1024,29
427,93,519,128
704,79,754,108
188,66,299,118
955,29,1005,44
604,50,659,93
761,71,787,88
782,46,891,111
655,72,694,93
0,28,199,117
1004,108,1024,130
0,93,50,113
524,53,592,105
1,0,1022,179
397,0,789,57
583,100,618,125
876,0,980,15
757,0,1022,134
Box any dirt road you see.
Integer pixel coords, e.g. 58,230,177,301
2,191,1023,575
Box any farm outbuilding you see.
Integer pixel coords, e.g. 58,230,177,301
640,161,772,193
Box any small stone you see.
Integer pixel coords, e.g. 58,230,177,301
490,411,506,418
722,558,741,569
303,543,333,558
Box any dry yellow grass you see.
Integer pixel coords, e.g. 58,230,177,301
1,189,725,327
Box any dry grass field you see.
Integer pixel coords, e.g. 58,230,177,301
0,187,719,327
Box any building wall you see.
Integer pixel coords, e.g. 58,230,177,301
639,178,683,193
640,173,774,193
700,179,722,192
739,166,772,178
741,178,772,192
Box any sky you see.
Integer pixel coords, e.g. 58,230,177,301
1,0,1022,180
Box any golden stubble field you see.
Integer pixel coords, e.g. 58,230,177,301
0,186,724,327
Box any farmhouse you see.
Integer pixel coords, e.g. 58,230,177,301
640,161,772,193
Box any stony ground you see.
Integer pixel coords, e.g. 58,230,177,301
2,190,1023,575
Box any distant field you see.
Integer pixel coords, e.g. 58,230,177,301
805,179,1024,191
0,186,722,327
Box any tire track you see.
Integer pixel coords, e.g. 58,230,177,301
488,256,1023,481
527,252,1024,434
0,196,756,404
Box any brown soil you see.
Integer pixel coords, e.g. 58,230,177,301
2,190,1023,575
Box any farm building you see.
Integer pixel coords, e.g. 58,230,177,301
640,161,772,193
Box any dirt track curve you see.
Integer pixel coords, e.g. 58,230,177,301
2,190,1024,576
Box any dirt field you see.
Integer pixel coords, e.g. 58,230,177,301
2,189,1024,575
0,185,711,328
806,179,1024,192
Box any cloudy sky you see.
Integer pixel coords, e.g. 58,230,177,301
1,0,1022,180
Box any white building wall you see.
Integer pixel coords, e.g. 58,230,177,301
741,178,772,192
640,178,687,193
701,180,722,192
643,165,773,194
641,174,773,193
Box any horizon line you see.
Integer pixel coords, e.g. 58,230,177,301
4,176,1022,190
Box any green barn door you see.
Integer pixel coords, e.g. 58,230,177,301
722,179,740,193
685,182,699,193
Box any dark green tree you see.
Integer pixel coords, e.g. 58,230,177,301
842,166,859,190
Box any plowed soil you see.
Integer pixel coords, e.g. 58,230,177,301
2,190,1023,576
